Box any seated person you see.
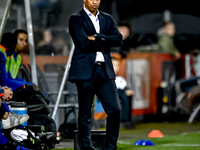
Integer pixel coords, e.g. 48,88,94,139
111,57,134,129
0,32,33,91
94,56,135,129
0,86,29,149
0,86,29,129
8,30,29,80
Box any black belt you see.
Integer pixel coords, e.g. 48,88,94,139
95,61,105,66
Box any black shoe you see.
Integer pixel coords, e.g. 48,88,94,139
121,121,135,129
84,147,95,150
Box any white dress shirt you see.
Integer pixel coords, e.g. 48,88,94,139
84,6,105,62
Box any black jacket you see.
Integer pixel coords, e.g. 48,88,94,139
68,9,122,82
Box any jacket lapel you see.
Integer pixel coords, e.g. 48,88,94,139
80,9,96,34
98,13,105,34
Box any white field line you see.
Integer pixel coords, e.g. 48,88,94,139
161,144,200,147
119,133,200,146
118,141,132,145
181,132,200,135
119,141,200,147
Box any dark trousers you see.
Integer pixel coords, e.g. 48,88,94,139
0,103,10,120
118,89,132,122
0,103,11,119
0,107,5,120
76,64,121,150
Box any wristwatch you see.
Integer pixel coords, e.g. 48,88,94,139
93,34,97,40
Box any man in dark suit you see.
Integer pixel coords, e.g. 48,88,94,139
68,0,122,149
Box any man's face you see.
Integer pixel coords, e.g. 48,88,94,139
16,33,28,52
84,0,101,14
164,23,175,37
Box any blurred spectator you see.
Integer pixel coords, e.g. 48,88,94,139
36,29,57,55
157,22,181,60
111,57,134,129
13,30,29,55
52,36,69,55
111,20,137,58
33,29,43,50
94,56,135,129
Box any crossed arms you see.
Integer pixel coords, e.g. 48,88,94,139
69,15,122,53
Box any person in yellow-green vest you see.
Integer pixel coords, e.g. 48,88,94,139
7,30,29,80
0,32,33,91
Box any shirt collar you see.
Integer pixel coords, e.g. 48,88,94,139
83,5,99,17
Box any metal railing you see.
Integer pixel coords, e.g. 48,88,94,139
0,0,12,42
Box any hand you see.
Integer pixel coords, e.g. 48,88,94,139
88,36,95,41
172,51,181,61
125,89,134,96
2,86,13,101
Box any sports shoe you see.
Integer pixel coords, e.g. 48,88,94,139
2,112,29,129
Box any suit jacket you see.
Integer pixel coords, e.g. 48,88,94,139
68,9,122,82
